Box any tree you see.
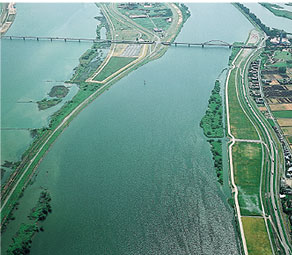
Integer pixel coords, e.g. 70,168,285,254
279,66,287,74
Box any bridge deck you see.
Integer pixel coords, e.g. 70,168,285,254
0,35,261,48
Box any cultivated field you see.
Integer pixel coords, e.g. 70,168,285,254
242,217,273,255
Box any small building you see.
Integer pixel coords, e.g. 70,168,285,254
255,98,264,104
153,27,163,33
166,17,172,23
129,14,147,19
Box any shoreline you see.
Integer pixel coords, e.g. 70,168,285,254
0,2,16,35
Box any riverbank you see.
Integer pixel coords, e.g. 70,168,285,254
1,2,190,231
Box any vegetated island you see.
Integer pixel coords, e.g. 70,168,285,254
200,80,224,184
36,86,69,110
260,3,292,21
7,190,52,255
37,98,62,110
48,85,69,98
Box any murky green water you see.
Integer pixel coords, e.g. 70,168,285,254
2,3,254,254
1,3,99,164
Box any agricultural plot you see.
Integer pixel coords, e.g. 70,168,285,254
272,110,292,118
232,142,262,215
242,217,273,255
261,48,292,149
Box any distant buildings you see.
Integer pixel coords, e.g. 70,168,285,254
270,37,291,45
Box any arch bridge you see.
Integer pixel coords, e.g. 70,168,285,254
1,35,257,49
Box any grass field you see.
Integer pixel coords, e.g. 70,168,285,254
242,217,273,255
272,110,292,118
93,56,136,82
274,50,292,61
267,118,276,128
228,69,259,140
232,142,262,215
287,136,292,144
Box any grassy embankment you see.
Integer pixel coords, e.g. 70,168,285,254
260,3,292,21
200,80,224,184
93,56,137,82
6,191,52,254
242,217,273,255
232,142,262,215
228,68,259,140
1,3,190,228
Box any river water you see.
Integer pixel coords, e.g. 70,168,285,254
2,3,254,254
1,3,99,167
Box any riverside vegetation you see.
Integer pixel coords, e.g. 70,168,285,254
200,80,224,184
7,191,52,254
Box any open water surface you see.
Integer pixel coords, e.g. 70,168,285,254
1,3,99,165
2,3,254,254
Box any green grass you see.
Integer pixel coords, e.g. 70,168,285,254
267,118,276,128
228,69,258,140
242,217,273,255
287,136,292,144
273,110,292,118
260,3,292,20
271,61,292,68
200,80,224,138
93,56,136,82
274,50,292,61
229,42,244,65
233,142,262,215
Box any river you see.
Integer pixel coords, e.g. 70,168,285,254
2,3,254,255
244,3,292,33
1,3,99,168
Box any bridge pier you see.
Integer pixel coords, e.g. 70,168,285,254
64,38,67,42
23,37,25,40
188,44,190,47
175,42,177,47
9,36,12,40
37,37,39,41
229,45,231,49
202,44,204,48
78,39,81,42
50,38,52,42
